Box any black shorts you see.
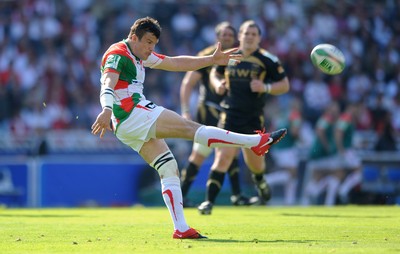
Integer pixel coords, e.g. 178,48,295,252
218,111,265,134
195,102,221,126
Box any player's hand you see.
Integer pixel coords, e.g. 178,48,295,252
212,42,241,66
250,79,265,93
91,109,113,138
215,80,227,95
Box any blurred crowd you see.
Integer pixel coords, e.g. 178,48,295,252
0,0,399,153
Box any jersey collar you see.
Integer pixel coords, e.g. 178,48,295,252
123,39,141,61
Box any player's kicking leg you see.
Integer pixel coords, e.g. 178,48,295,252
156,109,287,157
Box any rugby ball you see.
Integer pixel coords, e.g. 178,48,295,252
310,44,345,75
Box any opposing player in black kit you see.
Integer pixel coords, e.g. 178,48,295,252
180,22,251,207
198,20,290,214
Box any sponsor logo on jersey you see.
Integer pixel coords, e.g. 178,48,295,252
105,55,121,69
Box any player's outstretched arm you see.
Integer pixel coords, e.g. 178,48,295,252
155,42,241,72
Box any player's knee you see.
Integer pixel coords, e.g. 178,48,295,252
211,156,233,172
150,151,179,178
193,143,212,158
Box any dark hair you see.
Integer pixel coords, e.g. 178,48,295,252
239,20,261,36
128,17,161,40
215,21,237,37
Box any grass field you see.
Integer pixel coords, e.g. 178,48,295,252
1,205,399,254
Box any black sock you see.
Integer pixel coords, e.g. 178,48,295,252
206,170,225,203
180,162,199,197
228,158,241,196
252,172,265,183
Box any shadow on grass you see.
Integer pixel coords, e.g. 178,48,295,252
196,239,322,244
281,213,392,219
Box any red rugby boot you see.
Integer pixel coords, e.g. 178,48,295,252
173,227,207,239
251,128,287,156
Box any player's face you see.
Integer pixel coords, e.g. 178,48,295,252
132,32,159,60
239,26,261,51
217,28,235,50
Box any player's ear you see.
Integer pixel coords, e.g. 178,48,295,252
131,34,138,42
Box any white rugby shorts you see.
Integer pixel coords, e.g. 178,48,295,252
115,99,165,152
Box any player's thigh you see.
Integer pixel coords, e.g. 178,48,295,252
211,147,238,172
242,148,265,173
139,138,170,164
156,108,201,139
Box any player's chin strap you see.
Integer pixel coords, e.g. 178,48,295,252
100,85,114,111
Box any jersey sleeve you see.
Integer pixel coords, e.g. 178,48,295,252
272,61,286,81
265,60,286,83
143,52,166,68
103,54,129,74
260,50,287,83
